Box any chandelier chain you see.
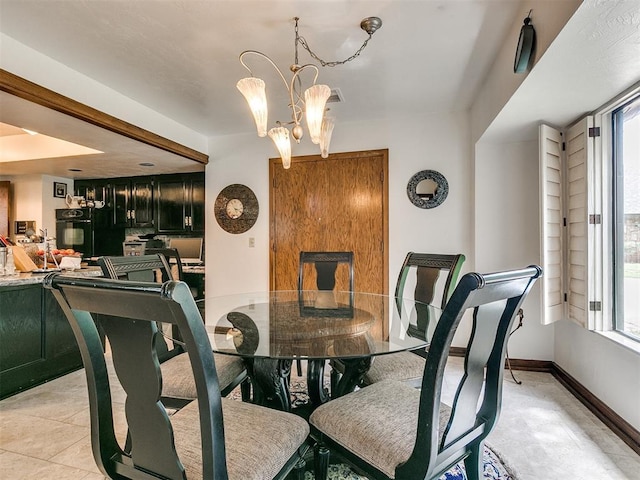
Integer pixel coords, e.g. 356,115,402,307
294,17,374,68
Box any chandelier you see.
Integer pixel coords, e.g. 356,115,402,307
237,16,382,168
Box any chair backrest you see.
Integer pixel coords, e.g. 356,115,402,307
395,253,465,340
97,254,174,283
395,252,466,309
145,248,184,281
298,251,355,314
298,251,354,292
97,254,181,359
395,265,542,480
43,274,226,480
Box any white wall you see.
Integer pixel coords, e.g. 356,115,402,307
0,174,71,240
555,321,640,430
474,140,554,360
470,0,582,143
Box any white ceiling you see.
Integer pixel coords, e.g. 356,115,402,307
0,0,523,140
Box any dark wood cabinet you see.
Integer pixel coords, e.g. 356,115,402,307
0,283,82,399
190,176,205,232
155,173,205,233
75,179,112,228
113,177,154,228
77,177,154,228
75,173,203,234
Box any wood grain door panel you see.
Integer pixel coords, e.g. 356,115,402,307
270,149,389,338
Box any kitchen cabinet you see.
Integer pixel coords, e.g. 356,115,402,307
75,173,203,234
155,173,205,233
75,179,112,228
76,177,153,229
0,283,83,399
113,176,154,228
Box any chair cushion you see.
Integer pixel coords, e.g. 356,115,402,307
161,353,246,399
363,351,425,386
172,398,309,479
310,379,449,478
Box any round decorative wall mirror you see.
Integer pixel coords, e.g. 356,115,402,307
406,170,449,209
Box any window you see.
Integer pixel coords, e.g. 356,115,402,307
539,83,640,345
612,94,640,339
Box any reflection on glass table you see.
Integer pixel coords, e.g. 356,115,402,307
204,290,441,412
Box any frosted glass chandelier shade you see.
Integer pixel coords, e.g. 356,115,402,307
319,116,335,159
237,77,268,137
268,126,292,169
304,84,331,144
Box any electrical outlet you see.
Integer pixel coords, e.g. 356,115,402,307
249,237,255,248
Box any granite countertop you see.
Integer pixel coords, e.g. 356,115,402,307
0,267,103,287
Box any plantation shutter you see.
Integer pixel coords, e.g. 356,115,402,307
565,117,592,327
539,124,564,324
539,117,595,327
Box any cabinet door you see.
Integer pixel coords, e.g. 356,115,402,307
112,179,131,228
190,176,205,232
74,180,91,199
75,179,112,228
155,177,187,233
130,177,154,228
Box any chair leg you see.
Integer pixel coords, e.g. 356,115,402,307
296,359,303,376
240,377,252,402
313,444,330,480
293,456,306,480
463,442,484,480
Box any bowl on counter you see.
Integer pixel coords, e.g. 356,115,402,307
59,255,82,270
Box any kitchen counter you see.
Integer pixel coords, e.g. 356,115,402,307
0,266,103,399
0,267,102,287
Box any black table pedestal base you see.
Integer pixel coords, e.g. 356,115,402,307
247,357,373,413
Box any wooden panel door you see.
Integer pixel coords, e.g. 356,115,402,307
270,149,389,336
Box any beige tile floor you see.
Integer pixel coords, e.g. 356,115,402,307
1,356,639,480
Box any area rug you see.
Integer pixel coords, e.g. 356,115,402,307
229,380,515,480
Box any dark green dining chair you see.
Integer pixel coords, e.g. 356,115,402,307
309,265,542,480
297,251,355,402
98,254,249,403
44,274,310,480
363,252,465,387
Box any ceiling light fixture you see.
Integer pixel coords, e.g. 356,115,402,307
237,16,382,169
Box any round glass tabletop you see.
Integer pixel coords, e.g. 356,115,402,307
202,290,441,360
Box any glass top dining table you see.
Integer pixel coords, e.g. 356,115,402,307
201,290,441,412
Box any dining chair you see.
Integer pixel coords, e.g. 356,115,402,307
146,247,204,300
298,251,354,298
98,254,249,403
297,251,354,386
363,253,465,387
145,247,184,282
309,265,542,480
44,274,310,480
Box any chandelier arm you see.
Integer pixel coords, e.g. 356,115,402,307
239,50,291,92
289,63,320,124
